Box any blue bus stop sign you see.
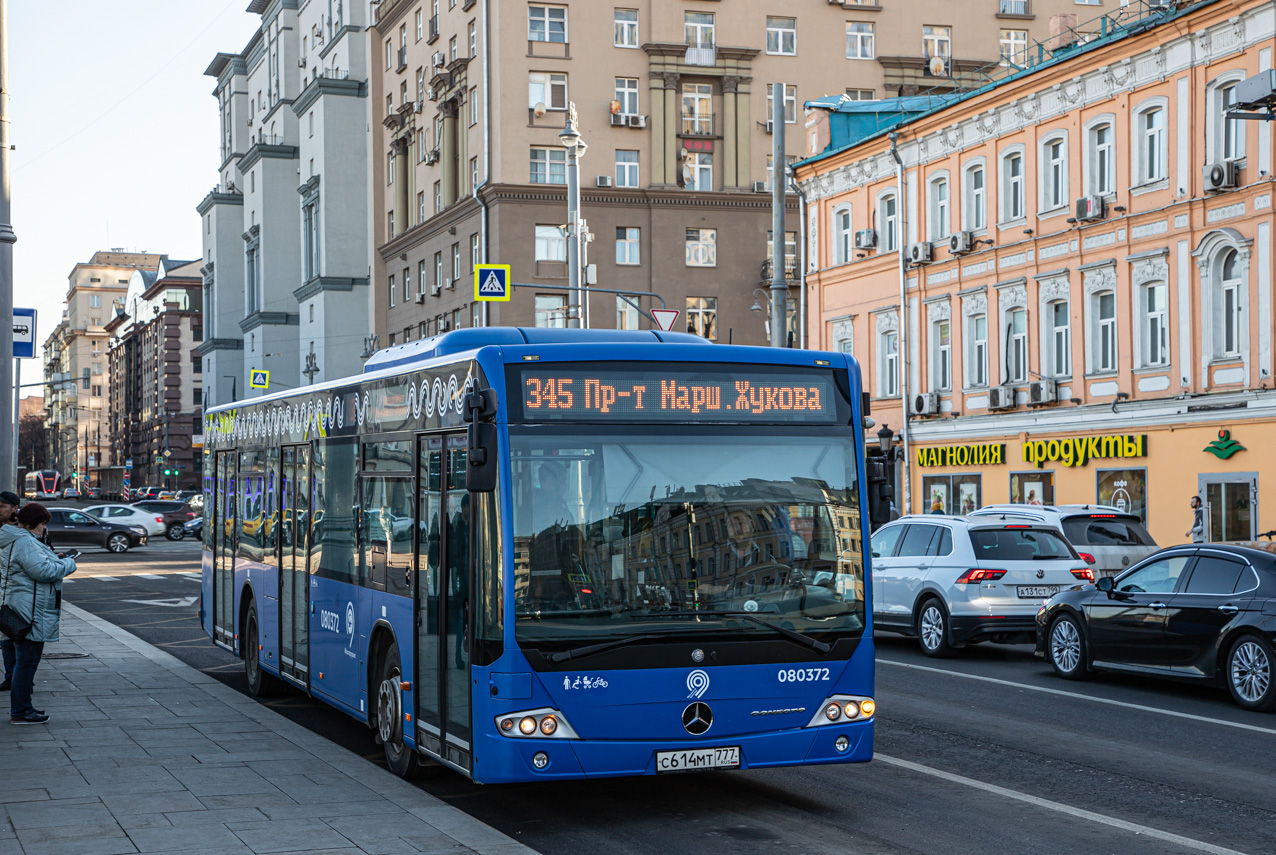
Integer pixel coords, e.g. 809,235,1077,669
12,308,35,359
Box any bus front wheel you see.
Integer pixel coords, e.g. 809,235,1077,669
244,599,282,698
377,645,427,779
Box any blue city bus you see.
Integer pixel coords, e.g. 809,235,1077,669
200,328,875,783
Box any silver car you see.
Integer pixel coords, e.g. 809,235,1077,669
870,515,1093,656
969,504,1159,579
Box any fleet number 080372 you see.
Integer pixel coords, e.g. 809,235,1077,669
777,668,830,683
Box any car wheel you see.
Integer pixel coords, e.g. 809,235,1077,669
244,600,283,698
377,644,439,779
916,598,952,658
107,533,130,553
166,523,185,541
1226,634,1276,712
1048,614,1089,680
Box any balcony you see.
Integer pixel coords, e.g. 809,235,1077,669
396,46,408,72
428,14,440,43
684,43,716,66
760,258,798,281
680,112,714,136
997,0,1031,16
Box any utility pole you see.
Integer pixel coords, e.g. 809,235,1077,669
769,83,787,349
0,0,16,490
559,103,587,329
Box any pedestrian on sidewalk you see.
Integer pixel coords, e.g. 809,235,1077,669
0,502,77,724
1187,495,1205,543
0,491,21,692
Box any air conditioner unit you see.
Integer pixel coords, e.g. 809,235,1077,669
911,392,940,416
414,292,426,304
1204,160,1240,192
765,119,774,134
445,277,455,290
949,231,974,254
427,86,439,101
908,242,933,265
412,100,423,113
988,385,1017,410
430,284,442,296
753,180,768,193
298,57,307,68
610,113,627,127
627,114,646,128
1029,379,1058,405
432,52,445,68
1075,195,1106,222
425,149,440,165
855,229,878,250
596,175,613,188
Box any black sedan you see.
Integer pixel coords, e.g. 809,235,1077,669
1036,543,1276,711
46,507,148,553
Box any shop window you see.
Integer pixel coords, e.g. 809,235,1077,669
1010,471,1054,505
922,474,981,515
1096,467,1148,524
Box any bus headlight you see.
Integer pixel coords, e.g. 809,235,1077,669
805,695,875,727
495,708,580,739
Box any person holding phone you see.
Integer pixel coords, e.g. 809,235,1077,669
0,503,77,724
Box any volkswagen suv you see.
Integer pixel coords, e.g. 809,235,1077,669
968,504,1159,579
870,515,1093,656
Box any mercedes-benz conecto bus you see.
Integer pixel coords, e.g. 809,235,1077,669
200,328,875,783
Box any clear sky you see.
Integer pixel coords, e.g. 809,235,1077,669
11,0,260,391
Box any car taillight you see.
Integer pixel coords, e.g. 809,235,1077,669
1078,552,1096,565
1071,568,1095,582
155,516,164,523
955,568,1007,584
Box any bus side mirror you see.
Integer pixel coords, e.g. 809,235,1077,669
467,422,498,493
865,456,894,529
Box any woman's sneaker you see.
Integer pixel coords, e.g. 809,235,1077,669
10,712,49,724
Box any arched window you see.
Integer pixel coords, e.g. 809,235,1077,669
1209,73,1247,163
1220,249,1242,357
877,192,898,252
833,205,853,264
1000,146,1025,222
928,174,950,241
1132,97,1168,187
1038,131,1068,212
963,160,986,231
1085,117,1115,197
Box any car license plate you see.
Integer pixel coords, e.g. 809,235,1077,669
655,746,740,773
1017,585,1060,599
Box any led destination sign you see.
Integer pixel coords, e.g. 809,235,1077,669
512,366,844,423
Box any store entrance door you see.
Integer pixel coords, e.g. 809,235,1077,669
1199,474,1257,542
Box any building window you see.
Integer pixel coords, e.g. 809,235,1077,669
1134,102,1167,185
434,181,442,214
469,88,479,125
1042,135,1067,211
845,23,874,59
934,319,952,391
534,225,566,261
685,228,717,267
418,259,427,295
470,233,480,269
90,295,101,308
616,295,640,330
766,230,797,278
1088,121,1114,197
388,274,396,308
765,84,798,124
681,82,712,134
684,11,714,47
471,156,479,190
928,175,950,241
1211,80,1246,162
964,163,986,231
416,9,423,40
1002,149,1025,221
1219,249,1242,357
530,147,567,183
766,16,796,55
686,297,717,340
922,25,951,60
535,294,568,328
999,29,1027,66
452,243,461,283
615,149,639,187
834,206,852,265
1093,290,1116,373
1006,307,1027,383
469,20,477,56
686,152,712,191
434,252,443,292
529,5,567,43
529,71,567,110
969,314,989,388
878,193,898,252
845,88,874,100
880,329,899,397
616,227,640,265
403,267,412,303
1143,282,1169,367
418,191,427,224
1049,301,1070,377
615,77,639,116
614,8,638,47
449,36,458,63
302,199,319,279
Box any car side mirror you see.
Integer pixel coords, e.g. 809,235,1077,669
1096,576,1114,594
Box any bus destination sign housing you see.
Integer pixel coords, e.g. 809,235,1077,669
509,364,846,423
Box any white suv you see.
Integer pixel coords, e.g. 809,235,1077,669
870,515,1093,656
968,504,1159,579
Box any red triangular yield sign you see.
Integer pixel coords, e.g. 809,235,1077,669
651,309,679,331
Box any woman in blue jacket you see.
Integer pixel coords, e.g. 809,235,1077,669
0,503,76,724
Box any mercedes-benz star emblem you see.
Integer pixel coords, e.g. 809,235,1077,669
682,702,713,735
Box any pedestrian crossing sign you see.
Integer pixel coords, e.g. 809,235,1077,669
474,264,512,302
249,369,270,389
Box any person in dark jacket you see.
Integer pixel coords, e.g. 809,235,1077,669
1,503,77,724
0,490,20,692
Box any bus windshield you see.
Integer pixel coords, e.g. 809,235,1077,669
510,427,865,651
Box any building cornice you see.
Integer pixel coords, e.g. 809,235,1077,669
292,75,365,116
319,25,364,61
239,142,300,171
196,189,244,215
239,311,300,333
293,276,369,302
197,338,243,356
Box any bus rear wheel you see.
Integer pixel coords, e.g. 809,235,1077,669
377,645,428,779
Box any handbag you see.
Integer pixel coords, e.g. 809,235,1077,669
0,542,34,641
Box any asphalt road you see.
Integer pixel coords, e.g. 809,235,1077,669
62,540,1276,855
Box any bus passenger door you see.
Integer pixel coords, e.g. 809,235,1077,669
213,451,237,651
278,445,311,686
415,434,473,771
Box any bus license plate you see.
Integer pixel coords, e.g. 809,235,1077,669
1018,585,1060,599
656,746,740,773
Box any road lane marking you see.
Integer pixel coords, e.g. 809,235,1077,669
137,574,162,580
879,659,1276,737
875,753,1251,855
120,596,198,608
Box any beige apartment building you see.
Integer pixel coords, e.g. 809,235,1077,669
370,1,1120,346
43,251,163,487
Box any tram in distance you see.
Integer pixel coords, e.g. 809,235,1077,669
24,469,61,500
200,328,878,783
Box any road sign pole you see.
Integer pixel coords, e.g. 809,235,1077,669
0,0,16,490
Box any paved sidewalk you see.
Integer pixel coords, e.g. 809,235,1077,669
0,604,537,855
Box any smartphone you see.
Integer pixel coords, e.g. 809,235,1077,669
61,550,81,561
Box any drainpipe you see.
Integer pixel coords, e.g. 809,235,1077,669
889,132,911,516
790,173,808,349
474,0,491,326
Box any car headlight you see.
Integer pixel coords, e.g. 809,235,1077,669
806,694,875,727
495,707,579,739
130,526,146,535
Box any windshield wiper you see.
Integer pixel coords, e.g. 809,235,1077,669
635,610,832,654
547,633,667,664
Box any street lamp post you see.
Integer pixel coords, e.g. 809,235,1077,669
559,103,587,329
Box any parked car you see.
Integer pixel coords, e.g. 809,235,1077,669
183,516,203,540
131,500,198,540
870,515,1094,656
83,504,168,537
45,508,148,553
969,504,1159,578
62,487,82,500
85,487,102,500
1037,543,1276,711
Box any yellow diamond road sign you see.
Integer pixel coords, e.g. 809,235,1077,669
474,264,511,302
250,369,270,389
